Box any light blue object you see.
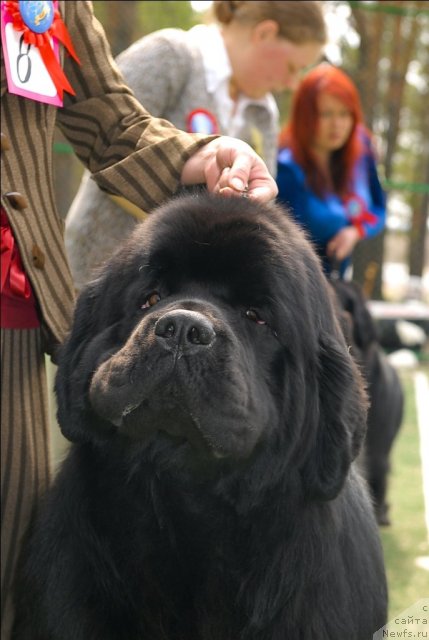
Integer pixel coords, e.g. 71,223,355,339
19,1,54,34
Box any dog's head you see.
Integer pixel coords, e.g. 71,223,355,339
56,193,367,500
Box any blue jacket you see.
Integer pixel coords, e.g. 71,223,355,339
276,145,386,275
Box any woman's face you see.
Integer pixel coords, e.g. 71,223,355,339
312,92,354,153
233,22,323,98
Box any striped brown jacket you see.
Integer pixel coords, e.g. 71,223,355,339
1,0,209,352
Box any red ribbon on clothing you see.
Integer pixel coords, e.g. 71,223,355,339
5,0,81,99
343,194,378,238
350,210,378,238
1,212,31,299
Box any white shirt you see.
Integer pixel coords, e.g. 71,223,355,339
188,24,279,137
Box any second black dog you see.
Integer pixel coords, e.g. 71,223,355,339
331,279,404,526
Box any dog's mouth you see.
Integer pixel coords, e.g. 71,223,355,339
117,397,230,459
89,371,255,461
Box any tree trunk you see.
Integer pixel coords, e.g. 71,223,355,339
350,1,421,299
350,6,384,130
383,7,419,179
97,1,140,57
408,159,429,279
408,49,429,281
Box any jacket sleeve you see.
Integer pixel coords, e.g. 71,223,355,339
276,161,308,224
360,152,386,239
56,1,214,212
276,159,329,238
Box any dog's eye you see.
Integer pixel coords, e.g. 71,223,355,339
142,292,161,309
245,309,266,325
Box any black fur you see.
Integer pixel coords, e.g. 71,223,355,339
13,194,387,640
331,279,404,526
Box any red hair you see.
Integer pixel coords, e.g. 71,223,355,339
279,64,367,197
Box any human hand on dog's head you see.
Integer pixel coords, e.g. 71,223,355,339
180,136,278,203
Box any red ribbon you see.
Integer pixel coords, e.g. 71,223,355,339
350,210,378,237
1,211,30,299
343,194,378,238
5,1,81,99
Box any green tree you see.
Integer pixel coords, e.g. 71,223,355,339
92,1,196,57
338,1,428,299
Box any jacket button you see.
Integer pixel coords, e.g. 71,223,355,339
1,133,11,152
32,245,45,270
4,192,29,210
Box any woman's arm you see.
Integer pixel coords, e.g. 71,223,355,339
276,157,344,245
58,3,276,205
276,160,310,225
362,152,386,238
57,2,214,211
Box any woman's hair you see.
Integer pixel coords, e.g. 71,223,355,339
212,1,327,44
279,63,367,197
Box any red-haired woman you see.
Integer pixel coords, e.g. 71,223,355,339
276,63,386,277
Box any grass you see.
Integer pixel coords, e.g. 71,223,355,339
379,368,429,619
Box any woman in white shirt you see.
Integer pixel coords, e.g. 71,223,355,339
65,0,327,290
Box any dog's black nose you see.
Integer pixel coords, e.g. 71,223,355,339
155,310,216,350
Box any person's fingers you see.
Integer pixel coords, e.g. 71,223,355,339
181,137,277,202
247,185,278,201
227,157,278,200
326,239,337,257
216,167,237,192
218,175,277,201
217,186,242,197
213,139,277,200
225,157,252,193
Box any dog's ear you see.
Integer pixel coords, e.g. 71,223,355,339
337,282,378,350
55,279,116,444
350,286,378,350
300,331,368,501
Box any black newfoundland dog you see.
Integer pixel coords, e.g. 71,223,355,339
13,194,387,640
330,279,404,526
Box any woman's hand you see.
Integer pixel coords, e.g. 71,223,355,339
181,137,278,203
326,226,360,262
